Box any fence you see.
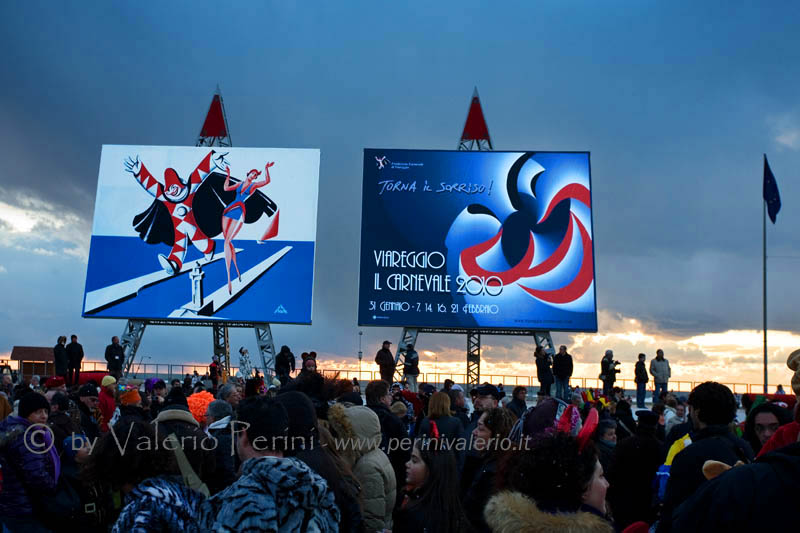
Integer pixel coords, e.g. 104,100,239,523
0,358,787,395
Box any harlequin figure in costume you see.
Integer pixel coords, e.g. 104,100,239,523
221,163,278,294
124,151,225,274
127,151,279,278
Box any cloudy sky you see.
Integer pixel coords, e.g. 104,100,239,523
1,1,799,388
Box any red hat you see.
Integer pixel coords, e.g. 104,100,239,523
44,376,65,389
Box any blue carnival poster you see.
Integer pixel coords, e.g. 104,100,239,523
359,149,597,332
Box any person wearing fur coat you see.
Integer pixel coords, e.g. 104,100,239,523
484,432,613,533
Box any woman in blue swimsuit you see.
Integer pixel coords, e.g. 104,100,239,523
222,162,273,294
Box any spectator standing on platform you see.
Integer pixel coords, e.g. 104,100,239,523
375,340,395,383
403,344,420,393
104,336,125,380
600,350,620,397
208,356,220,393
535,346,553,397
649,349,671,402
275,345,296,385
66,334,84,386
553,345,573,401
54,335,68,382
634,353,648,408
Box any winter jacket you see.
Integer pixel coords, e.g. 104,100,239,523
484,491,613,533
649,358,671,383
98,387,116,432
403,350,420,376
460,454,499,532
368,402,409,500
671,442,800,531
600,357,618,384
607,432,662,530
105,343,125,372
153,407,216,483
200,455,340,532
507,397,527,419
0,416,58,518
659,425,753,531
75,397,101,442
275,347,296,375
206,416,238,495
634,360,648,383
375,348,395,374
328,403,396,531
48,410,78,454
54,342,68,375
417,415,464,441
66,341,84,368
113,475,204,533
536,355,554,385
552,352,574,380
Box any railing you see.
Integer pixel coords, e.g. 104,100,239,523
1,359,787,395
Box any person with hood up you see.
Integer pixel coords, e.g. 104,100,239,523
327,402,396,532
276,391,365,533
485,432,613,533
275,344,296,385
0,392,59,532
204,400,238,495
201,396,340,531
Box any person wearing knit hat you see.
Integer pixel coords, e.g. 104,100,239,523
98,375,117,433
44,376,66,392
0,390,59,527
119,389,142,407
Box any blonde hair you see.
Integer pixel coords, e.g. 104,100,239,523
390,401,407,418
427,391,452,419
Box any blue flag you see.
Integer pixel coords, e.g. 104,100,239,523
764,155,781,224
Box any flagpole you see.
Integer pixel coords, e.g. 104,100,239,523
763,176,768,395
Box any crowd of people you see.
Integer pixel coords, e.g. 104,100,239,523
0,343,798,532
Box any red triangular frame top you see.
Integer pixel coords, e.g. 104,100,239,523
200,92,228,138
461,87,491,142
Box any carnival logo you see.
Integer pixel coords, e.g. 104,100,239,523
450,153,593,308
375,156,390,169
274,304,288,314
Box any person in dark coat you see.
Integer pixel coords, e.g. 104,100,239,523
365,380,409,505
506,386,528,419
104,336,125,380
274,345,296,385
607,410,663,530
592,418,617,474
552,345,574,401
204,400,238,495
742,401,792,455
276,391,365,533
0,392,59,532
460,407,515,532
152,387,216,483
634,353,649,408
66,334,85,386
534,346,554,397
600,350,620,397
614,399,636,441
658,382,754,533
74,383,101,442
375,340,396,384
448,387,470,428
671,442,800,531
54,335,69,381
48,391,79,454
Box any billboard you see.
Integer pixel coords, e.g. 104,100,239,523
359,150,597,332
83,145,319,324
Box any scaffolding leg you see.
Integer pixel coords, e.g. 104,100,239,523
121,320,147,377
467,330,481,390
213,324,230,384
533,331,556,355
394,328,419,382
254,323,276,379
